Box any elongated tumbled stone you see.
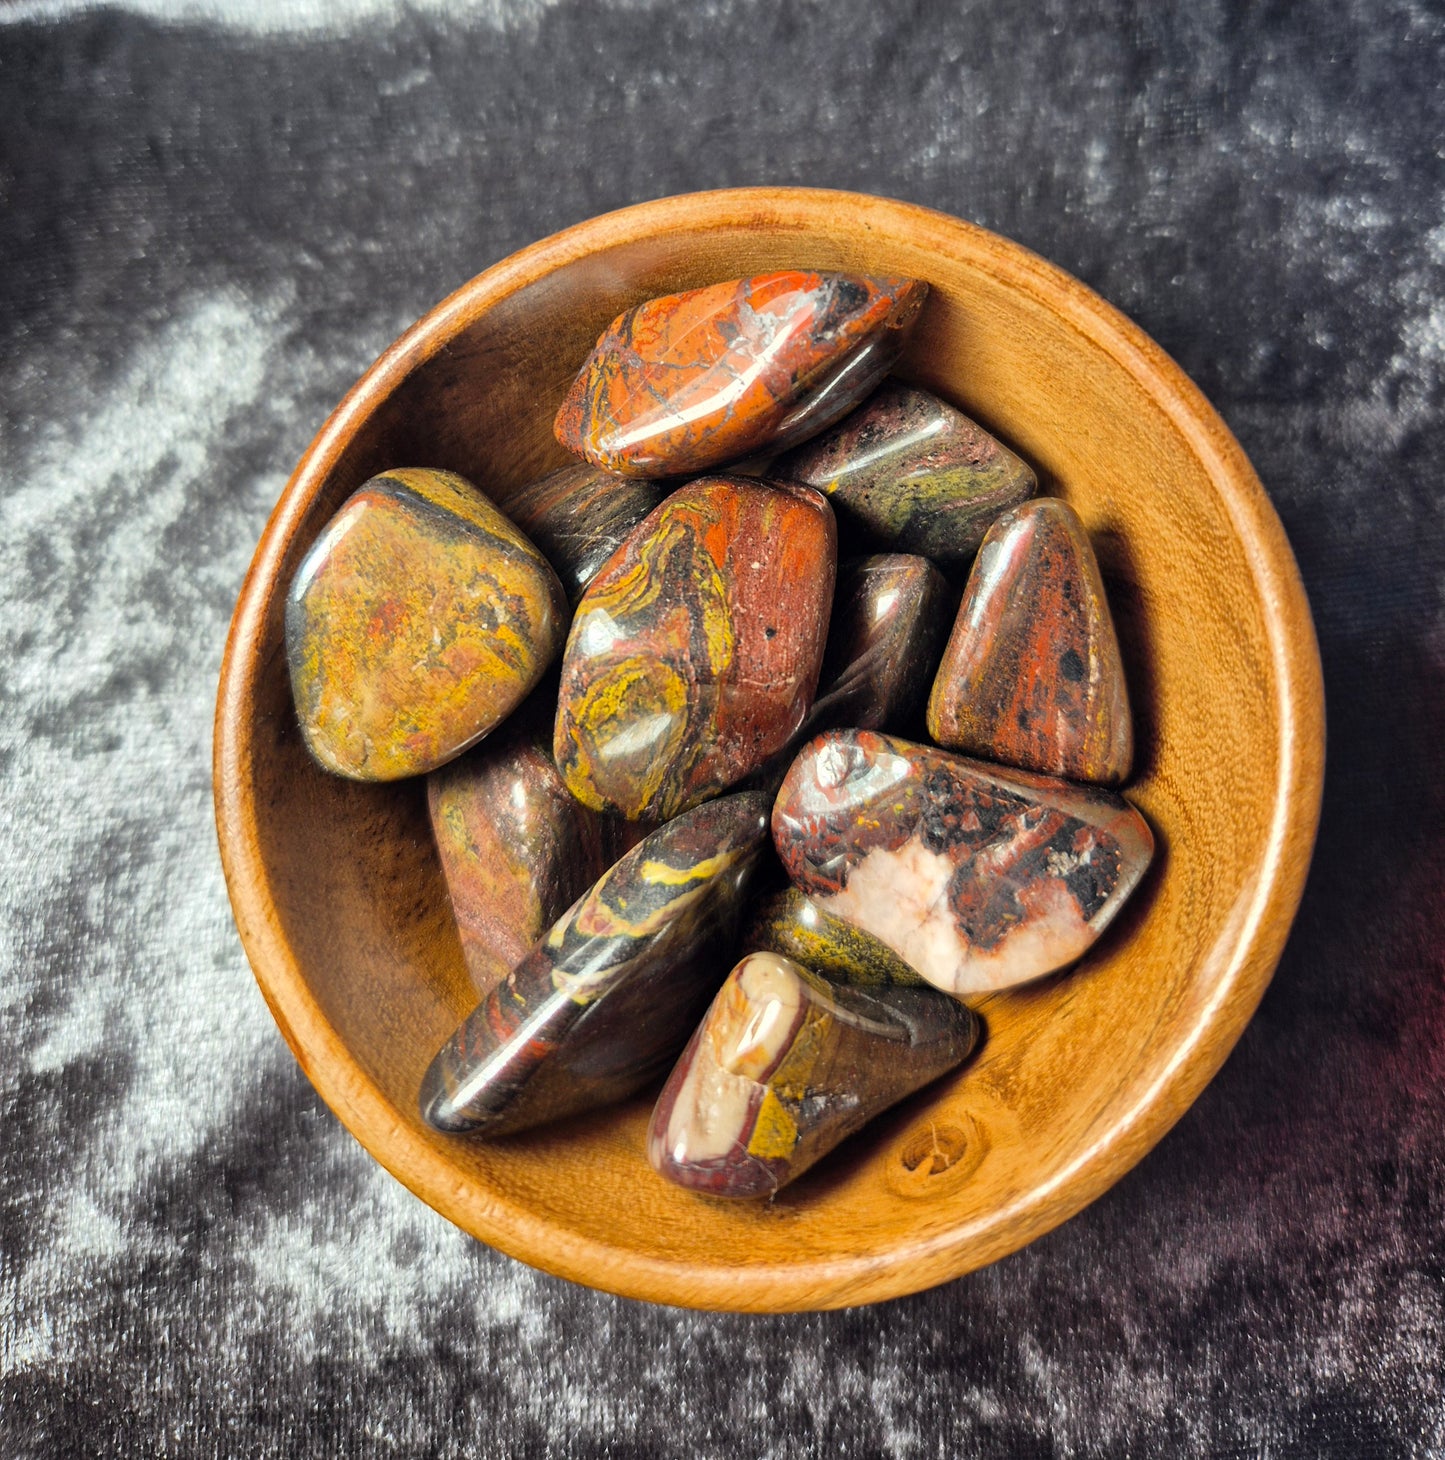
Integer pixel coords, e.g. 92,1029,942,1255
554,476,836,822
803,553,952,739
649,951,977,1197
419,790,770,1137
772,381,1037,568
927,497,1133,784
503,463,665,605
427,699,643,997
773,731,1154,997
286,468,567,780
742,888,927,987
555,272,928,478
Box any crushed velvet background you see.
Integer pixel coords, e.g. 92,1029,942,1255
2,1,1442,1455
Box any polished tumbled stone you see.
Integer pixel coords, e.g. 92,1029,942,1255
286,468,567,780
927,496,1133,784
554,475,836,822
803,553,952,739
773,730,1154,997
555,272,928,479
419,790,770,1137
773,381,1037,568
503,463,665,605
649,951,977,1197
427,697,643,998
742,888,927,987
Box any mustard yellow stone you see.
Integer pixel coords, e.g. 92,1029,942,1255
286,468,567,781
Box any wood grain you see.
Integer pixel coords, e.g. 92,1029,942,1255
213,188,1325,1312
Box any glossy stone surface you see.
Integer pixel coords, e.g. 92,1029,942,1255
773,731,1154,997
804,553,952,738
504,463,665,605
648,951,976,1197
419,790,770,1137
772,381,1037,568
555,272,928,478
286,468,567,781
554,476,836,822
927,497,1133,784
427,698,643,997
742,888,927,988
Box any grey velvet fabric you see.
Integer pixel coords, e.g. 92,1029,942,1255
2,2,1442,1455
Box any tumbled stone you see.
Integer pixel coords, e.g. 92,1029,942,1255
286,468,567,780
554,476,836,822
649,951,976,1197
419,790,770,1137
803,553,952,739
555,272,928,478
927,497,1133,784
742,888,927,987
427,697,643,997
773,730,1154,997
503,463,665,605
772,381,1037,568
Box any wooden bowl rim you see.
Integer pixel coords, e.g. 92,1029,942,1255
213,186,1325,1311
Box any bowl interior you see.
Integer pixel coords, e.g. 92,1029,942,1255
217,190,1323,1311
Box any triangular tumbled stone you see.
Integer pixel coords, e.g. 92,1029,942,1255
772,381,1037,568
286,468,567,780
555,272,927,478
773,731,1154,998
419,790,770,1138
742,888,927,988
927,497,1133,784
649,951,976,1197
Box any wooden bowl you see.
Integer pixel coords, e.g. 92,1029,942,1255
214,188,1324,1311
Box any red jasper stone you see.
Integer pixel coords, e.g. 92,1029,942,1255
554,475,836,822
772,730,1154,998
555,271,927,478
927,497,1134,784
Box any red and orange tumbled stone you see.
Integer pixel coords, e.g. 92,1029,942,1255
286,468,567,781
554,271,928,478
926,497,1134,784
553,475,836,822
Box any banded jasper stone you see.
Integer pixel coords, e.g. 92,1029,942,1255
773,382,1037,568
555,272,927,478
742,888,927,988
419,790,770,1137
648,952,977,1198
554,476,836,822
504,463,664,605
286,468,567,780
773,731,1154,998
927,497,1133,784
427,699,643,997
804,554,952,739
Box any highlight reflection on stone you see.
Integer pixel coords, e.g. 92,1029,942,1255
773,382,1037,568
742,888,927,987
554,476,836,822
803,553,952,739
286,468,567,780
427,700,643,997
504,463,665,605
419,790,770,1137
648,951,977,1197
773,731,1154,997
555,272,928,478
927,497,1133,784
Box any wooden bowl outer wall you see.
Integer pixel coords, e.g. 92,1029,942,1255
213,188,1325,1312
